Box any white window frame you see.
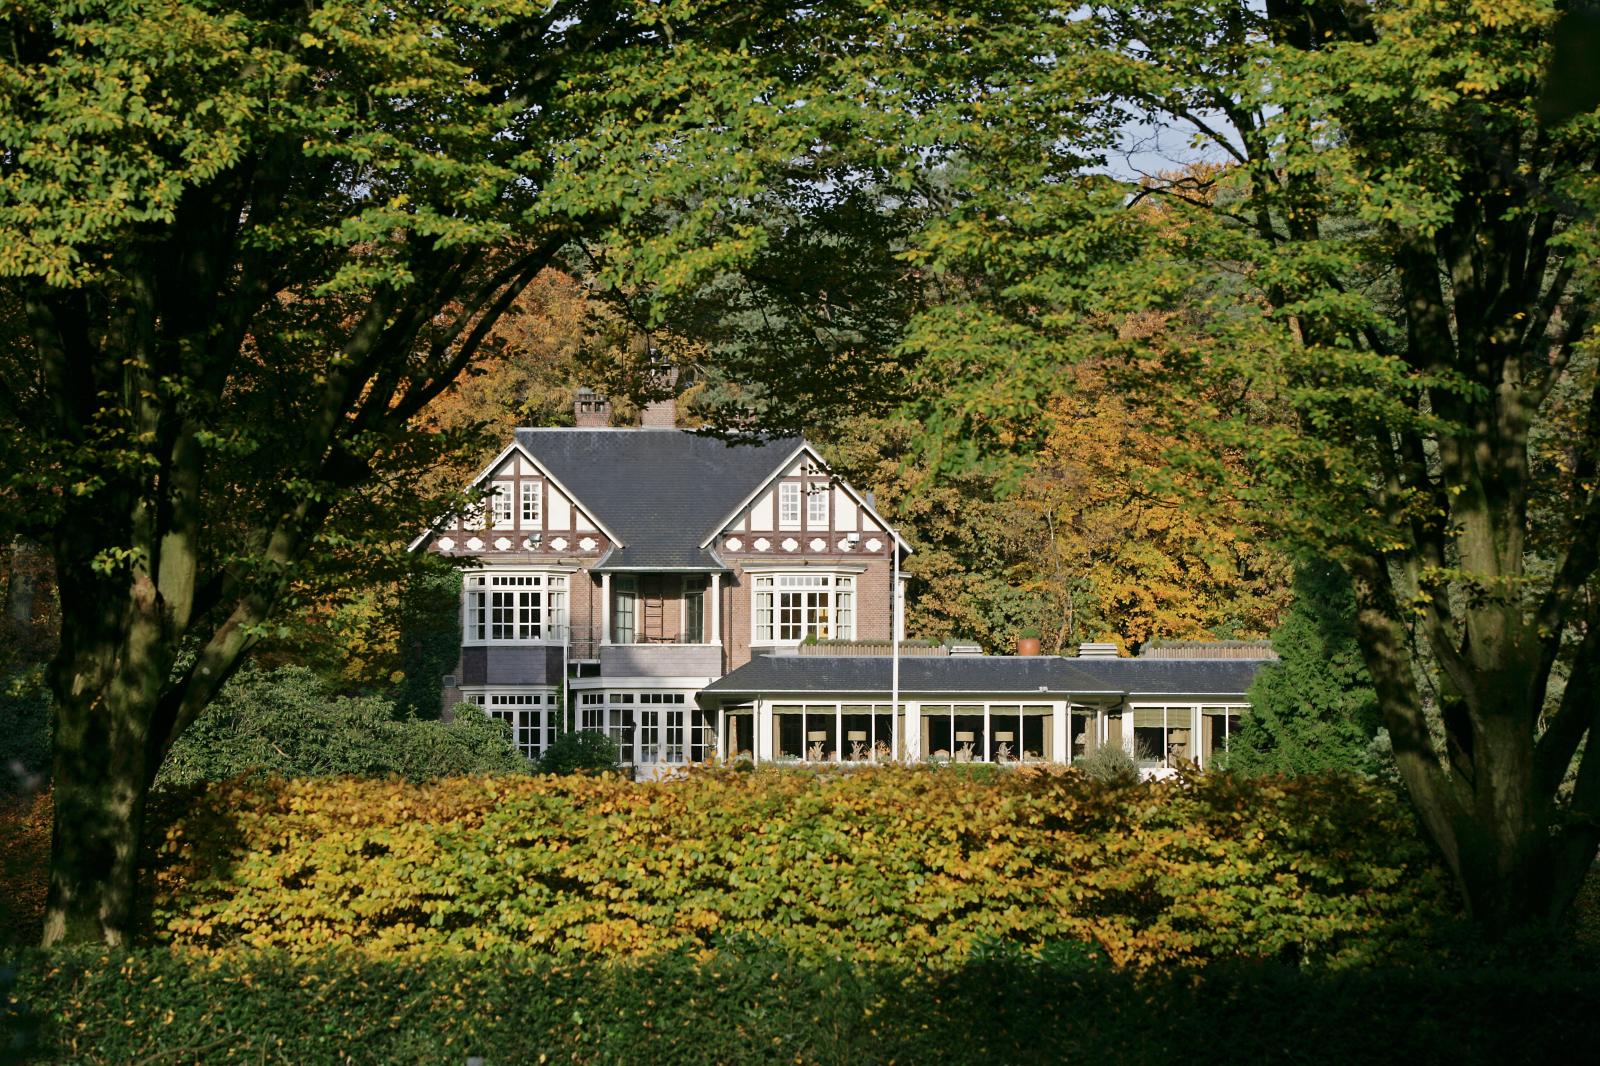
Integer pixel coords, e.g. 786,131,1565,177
461,688,558,761
752,572,855,645
778,482,802,530
463,570,569,645
807,481,829,528
520,480,541,528
491,481,515,530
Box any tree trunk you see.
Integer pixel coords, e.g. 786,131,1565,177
40,664,156,947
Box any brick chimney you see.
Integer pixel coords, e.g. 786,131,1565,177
574,387,609,428
639,362,678,428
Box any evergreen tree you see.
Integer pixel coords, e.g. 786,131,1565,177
1231,561,1383,777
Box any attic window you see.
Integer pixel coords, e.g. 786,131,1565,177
778,482,802,529
491,482,515,530
520,480,541,528
807,482,829,527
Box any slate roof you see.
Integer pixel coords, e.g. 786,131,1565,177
698,654,1268,703
516,428,804,571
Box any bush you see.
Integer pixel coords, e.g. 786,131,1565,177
538,728,620,775
7,945,1600,1065
157,666,527,786
1073,744,1138,786
144,769,1453,967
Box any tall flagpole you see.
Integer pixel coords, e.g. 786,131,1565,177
891,541,900,762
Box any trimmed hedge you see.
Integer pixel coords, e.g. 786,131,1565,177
7,945,1600,1065
146,768,1453,967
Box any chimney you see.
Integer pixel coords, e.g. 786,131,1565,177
639,397,676,428
574,387,609,428
639,361,678,428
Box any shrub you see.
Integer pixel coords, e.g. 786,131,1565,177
1073,745,1138,786
538,729,621,775
157,666,527,786
145,769,1453,968
8,945,1600,1065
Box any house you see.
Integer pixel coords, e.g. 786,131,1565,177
412,392,1272,775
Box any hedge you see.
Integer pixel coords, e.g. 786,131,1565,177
146,767,1453,967
7,945,1600,1065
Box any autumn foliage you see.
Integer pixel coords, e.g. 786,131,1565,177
146,768,1450,969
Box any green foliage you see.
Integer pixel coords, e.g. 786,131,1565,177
156,667,526,787
878,0,1600,931
9,944,1600,1065
1073,745,1138,787
145,769,1451,967
536,729,620,776
1231,561,1385,778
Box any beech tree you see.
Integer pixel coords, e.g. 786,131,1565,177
0,0,996,946
905,0,1600,933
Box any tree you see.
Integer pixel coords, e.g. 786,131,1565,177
0,0,994,946
898,0,1600,933
1231,561,1384,777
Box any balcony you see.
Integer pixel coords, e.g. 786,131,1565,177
599,641,723,679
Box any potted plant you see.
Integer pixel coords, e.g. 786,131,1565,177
1016,626,1042,656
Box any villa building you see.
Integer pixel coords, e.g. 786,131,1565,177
411,392,1272,776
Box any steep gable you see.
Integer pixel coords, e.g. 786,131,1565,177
515,429,804,569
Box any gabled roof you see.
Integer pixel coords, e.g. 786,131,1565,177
515,428,805,570
698,654,1267,702
698,440,911,555
406,439,622,552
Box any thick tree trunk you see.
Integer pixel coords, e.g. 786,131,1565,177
41,680,154,947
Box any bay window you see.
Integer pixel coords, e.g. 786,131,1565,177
463,571,568,643
753,572,854,643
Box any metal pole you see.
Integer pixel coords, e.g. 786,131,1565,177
891,542,900,762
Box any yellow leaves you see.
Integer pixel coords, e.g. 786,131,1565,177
136,769,1448,971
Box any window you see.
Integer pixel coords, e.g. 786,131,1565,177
778,482,802,529
612,576,636,643
753,572,854,643
491,483,514,529
464,571,568,643
683,584,705,644
520,480,541,528
463,690,557,761
807,482,829,528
